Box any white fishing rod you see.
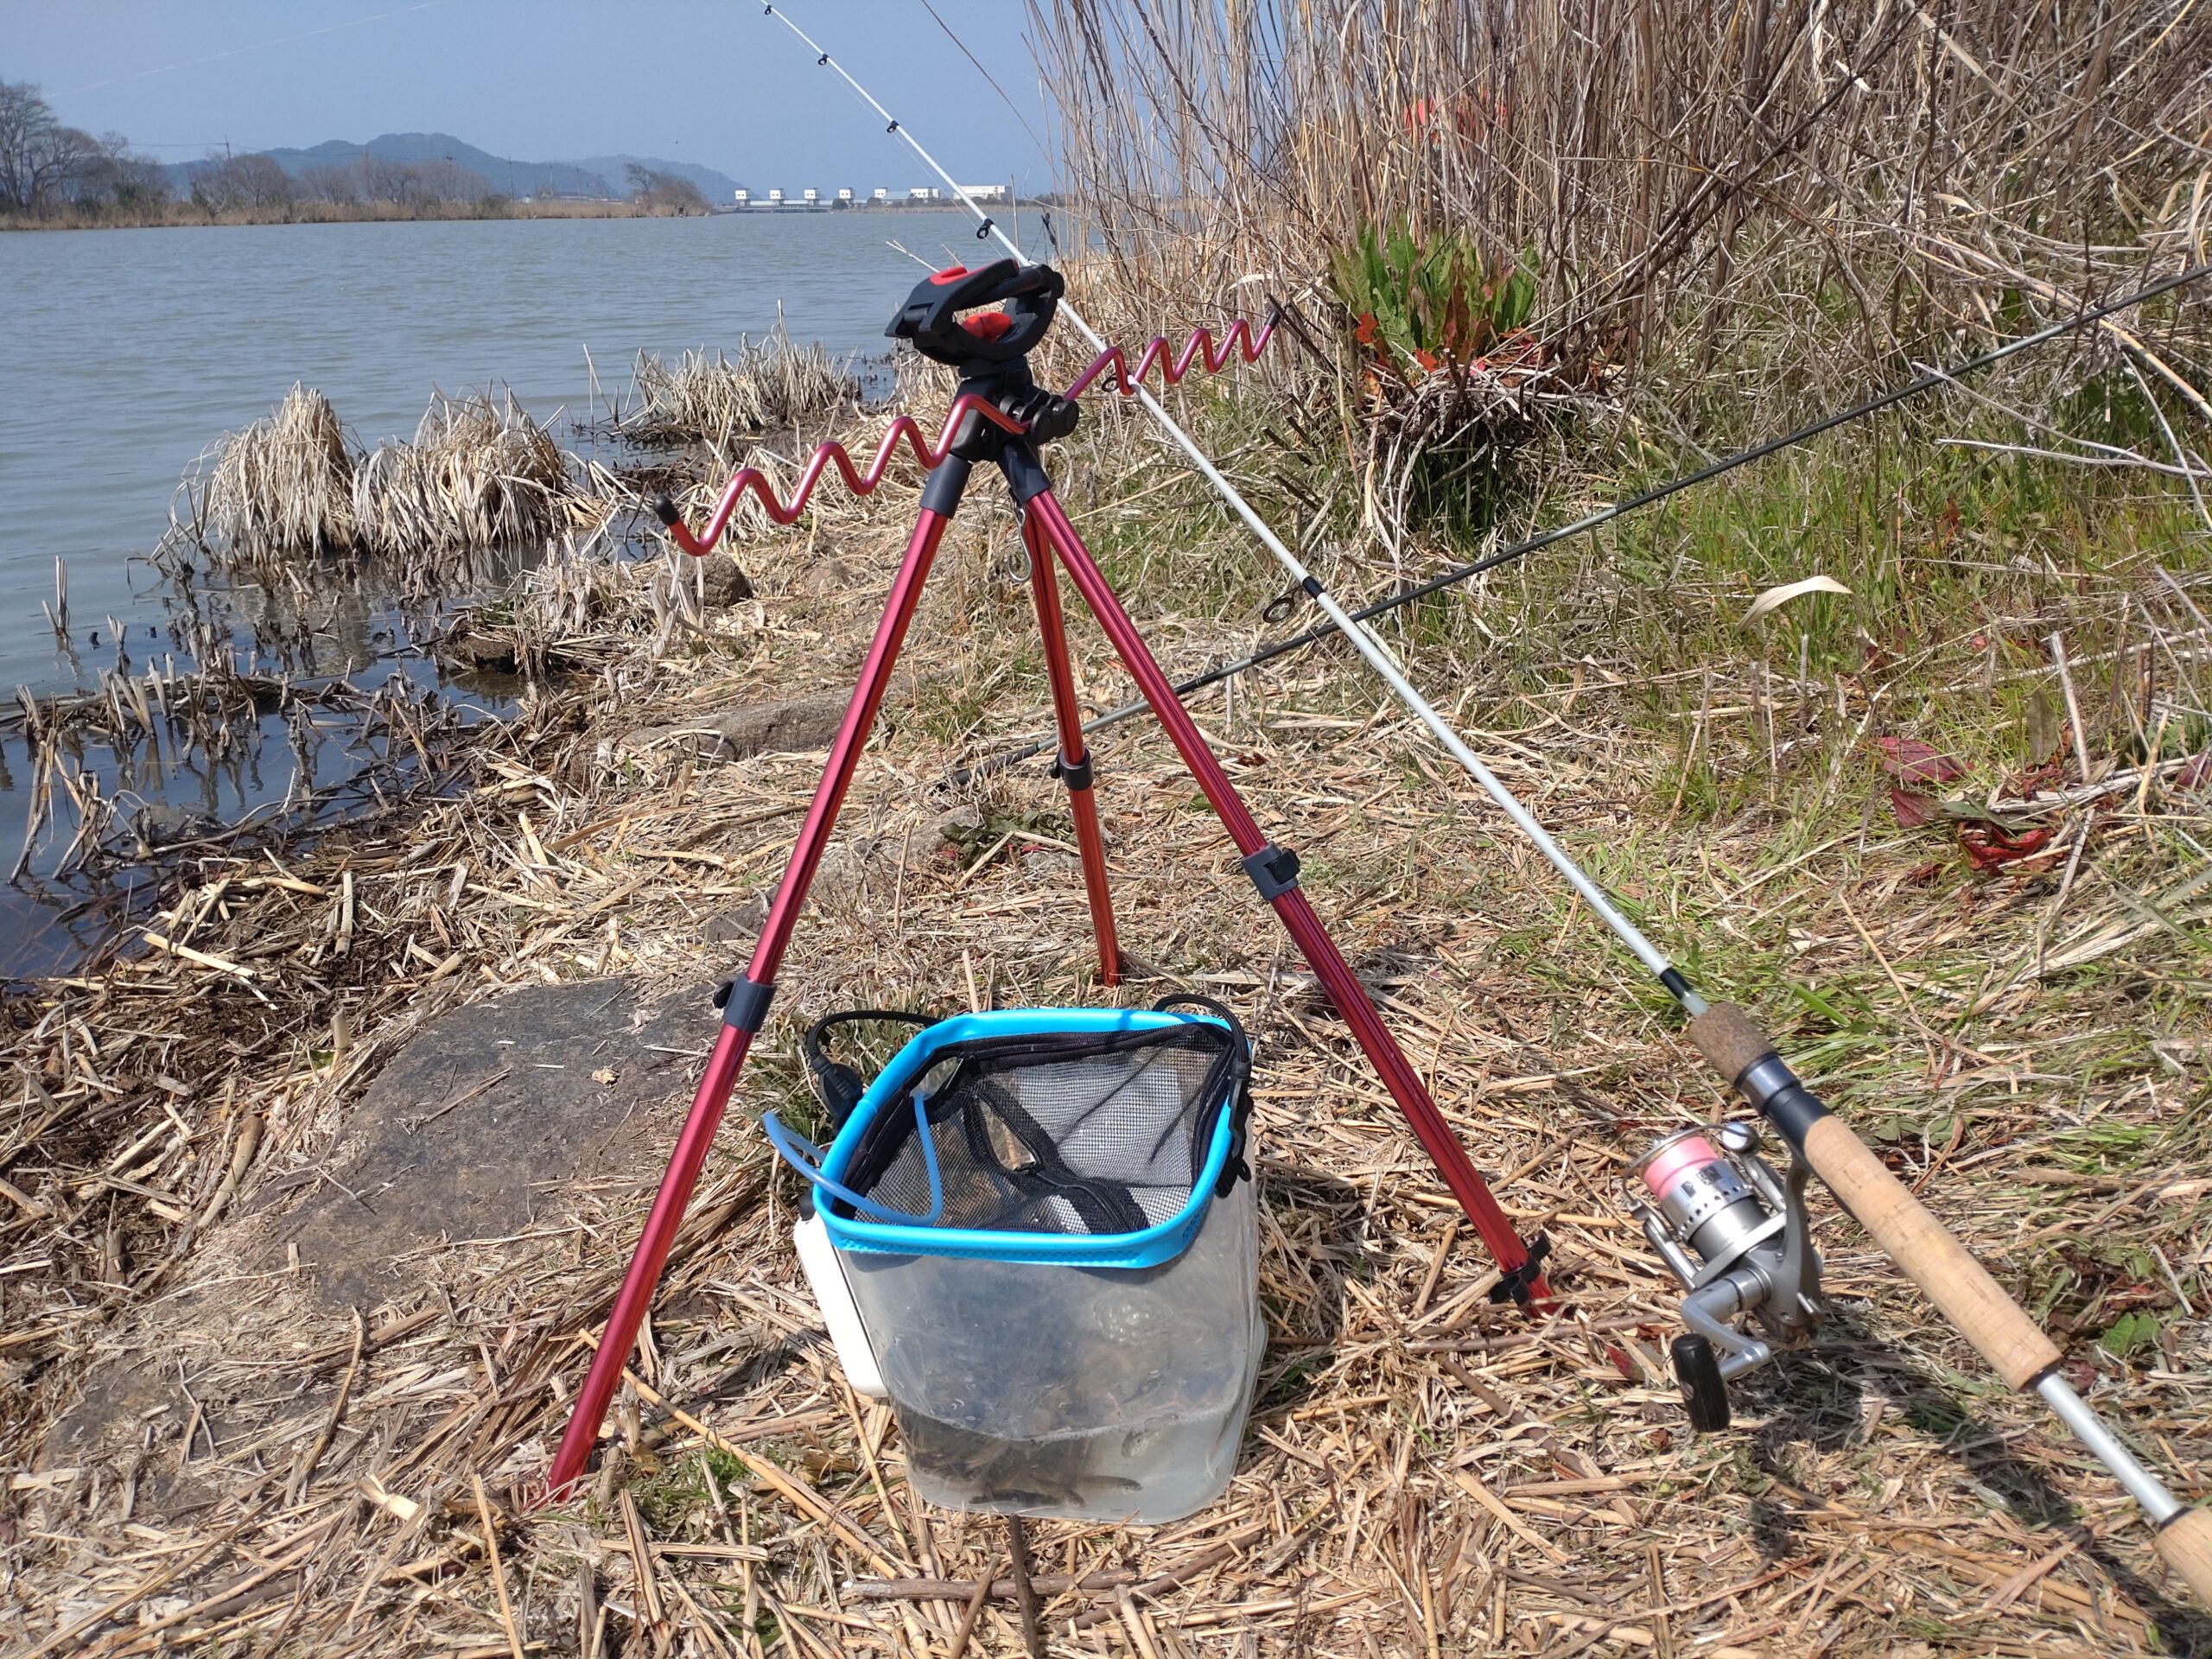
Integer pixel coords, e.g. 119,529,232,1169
758,3,2212,1599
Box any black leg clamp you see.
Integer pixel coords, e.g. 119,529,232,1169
1487,1233,1553,1305
1240,842,1301,902
1049,751,1094,791
714,976,776,1034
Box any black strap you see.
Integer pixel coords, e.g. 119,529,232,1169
957,1073,1148,1234
1154,995,1255,1196
802,1009,936,1130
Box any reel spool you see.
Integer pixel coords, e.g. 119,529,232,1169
1630,1123,1825,1432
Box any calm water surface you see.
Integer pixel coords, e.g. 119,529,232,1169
0,209,1028,974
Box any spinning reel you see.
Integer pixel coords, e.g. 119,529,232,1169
1630,1122,1825,1432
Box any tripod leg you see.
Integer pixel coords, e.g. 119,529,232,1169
1022,505,1122,985
546,506,957,1497
1022,488,1546,1300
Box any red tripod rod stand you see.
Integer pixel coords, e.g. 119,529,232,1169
548,296,1548,1497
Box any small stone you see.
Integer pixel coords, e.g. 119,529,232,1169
621,695,844,763
696,559,753,607
704,893,770,947
450,628,518,673
131,802,216,851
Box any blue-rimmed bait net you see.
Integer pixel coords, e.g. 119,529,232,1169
834,1021,1245,1236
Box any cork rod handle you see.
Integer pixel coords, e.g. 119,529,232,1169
2157,1509,2212,1605
1796,1115,2060,1389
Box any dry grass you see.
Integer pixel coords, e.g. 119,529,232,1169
619,335,860,448
1031,0,2212,437
175,387,601,563
6,367,2212,1655
351,390,600,556
201,383,360,554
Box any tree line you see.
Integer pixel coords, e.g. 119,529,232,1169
0,79,165,212
1,79,712,221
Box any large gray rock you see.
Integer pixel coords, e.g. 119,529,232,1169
276,978,697,1310
622,694,845,762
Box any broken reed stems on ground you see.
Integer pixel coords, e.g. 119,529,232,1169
6,366,2212,1655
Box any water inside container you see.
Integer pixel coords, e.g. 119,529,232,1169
843,1176,1262,1522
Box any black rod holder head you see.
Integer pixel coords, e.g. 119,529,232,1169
888,257,1065,377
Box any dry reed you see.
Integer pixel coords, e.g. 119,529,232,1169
175,387,600,563
619,334,858,447
1030,0,2212,422
350,389,598,555
200,382,360,553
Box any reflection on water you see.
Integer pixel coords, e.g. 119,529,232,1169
1,209,1035,977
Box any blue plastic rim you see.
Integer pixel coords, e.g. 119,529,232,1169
810,1007,1238,1269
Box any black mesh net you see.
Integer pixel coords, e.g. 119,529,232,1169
835,1022,1246,1237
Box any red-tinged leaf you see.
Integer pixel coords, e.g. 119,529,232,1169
1605,1344,1637,1382
1957,822,2055,871
2177,748,2212,793
1872,735,1967,785
1904,859,1945,885
1890,786,1938,828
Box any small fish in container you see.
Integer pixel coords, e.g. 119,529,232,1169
766,998,1263,1523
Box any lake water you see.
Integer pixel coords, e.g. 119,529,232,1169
0,209,1033,976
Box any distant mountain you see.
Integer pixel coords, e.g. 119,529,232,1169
162,132,739,201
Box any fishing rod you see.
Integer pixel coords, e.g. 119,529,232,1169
757,4,2212,1599
966,256,2212,776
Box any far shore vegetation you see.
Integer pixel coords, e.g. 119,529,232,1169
0,76,713,230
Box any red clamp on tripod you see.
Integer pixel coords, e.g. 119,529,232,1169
546,259,1549,1499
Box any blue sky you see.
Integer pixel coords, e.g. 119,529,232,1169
8,1,1054,189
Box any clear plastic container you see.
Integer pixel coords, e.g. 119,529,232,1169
842,1175,1262,1522
771,1005,1265,1523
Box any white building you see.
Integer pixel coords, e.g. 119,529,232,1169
801,187,819,203
908,186,938,200
734,188,750,203
767,188,785,203
872,187,890,201
955,183,1010,203
836,188,854,202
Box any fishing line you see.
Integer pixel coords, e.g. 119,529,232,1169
54,2,452,99
915,0,1052,164
765,0,2212,1020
